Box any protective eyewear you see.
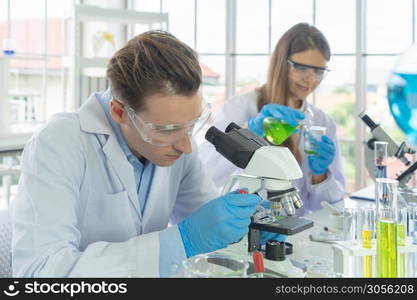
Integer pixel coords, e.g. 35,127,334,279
124,101,212,147
287,59,330,81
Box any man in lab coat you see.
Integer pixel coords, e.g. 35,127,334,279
11,30,262,277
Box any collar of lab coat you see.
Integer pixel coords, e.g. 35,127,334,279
78,93,142,218
78,92,114,135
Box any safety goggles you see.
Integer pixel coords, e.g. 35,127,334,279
287,59,330,81
124,101,212,147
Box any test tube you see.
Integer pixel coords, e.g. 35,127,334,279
376,178,398,278
342,207,360,276
398,207,408,277
361,207,374,277
408,204,417,277
342,208,357,242
374,141,388,179
409,204,417,244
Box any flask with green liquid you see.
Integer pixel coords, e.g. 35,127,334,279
262,117,300,145
262,107,314,146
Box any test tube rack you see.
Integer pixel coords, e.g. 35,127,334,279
332,238,417,277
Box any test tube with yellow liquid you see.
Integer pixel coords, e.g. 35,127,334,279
361,207,374,277
376,178,398,278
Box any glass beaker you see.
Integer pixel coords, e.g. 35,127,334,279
397,207,408,277
375,178,398,278
409,204,417,245
408,204,417,277
262,117,300,145
342,207,357,242
304,126,326,155
182,253,249,278
374,141,388,178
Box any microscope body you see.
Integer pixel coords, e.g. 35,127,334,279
206,123,314,253
359,112,417,204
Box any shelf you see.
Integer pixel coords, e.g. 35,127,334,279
63,3,169,108
63,56,109,69
73,4,169,25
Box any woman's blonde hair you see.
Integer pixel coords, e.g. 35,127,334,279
257,23,330,162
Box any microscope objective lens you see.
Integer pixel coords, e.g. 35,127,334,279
271,202,282,217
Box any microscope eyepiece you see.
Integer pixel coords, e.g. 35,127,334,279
205,126,223,145
204,123,267,169
225,122,241,132
359,111,378,130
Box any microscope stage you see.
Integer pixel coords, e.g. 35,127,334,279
250,216,314,235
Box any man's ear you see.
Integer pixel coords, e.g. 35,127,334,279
109,99,125,124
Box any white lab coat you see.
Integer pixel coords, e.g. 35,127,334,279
12,93,219,277
199,90,345,215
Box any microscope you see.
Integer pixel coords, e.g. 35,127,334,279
359,112,417,203
205,122,313,277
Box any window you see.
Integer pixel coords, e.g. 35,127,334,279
236,0,269,53
2,0,416,202
136,0,226,109
130,0,417,192
315,56,356,190
0,0,71,124
365,0,415,188
316,0,355,54
367,0,412,54
271,0,314,48
161,0,195,48
311,0,355,190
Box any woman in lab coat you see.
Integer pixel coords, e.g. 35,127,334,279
199,23,345,215
11,31,262,277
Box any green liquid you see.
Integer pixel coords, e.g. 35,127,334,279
398,224,406,277
263,117,298,145
376,219,398,278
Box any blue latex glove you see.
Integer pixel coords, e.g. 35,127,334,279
248,104,305,137
178,190,261,258
259,200,287,244
307,135,336,175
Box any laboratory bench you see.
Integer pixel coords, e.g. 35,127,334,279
216,196,383,278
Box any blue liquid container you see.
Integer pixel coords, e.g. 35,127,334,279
387,72,417,145
387,44,417,146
